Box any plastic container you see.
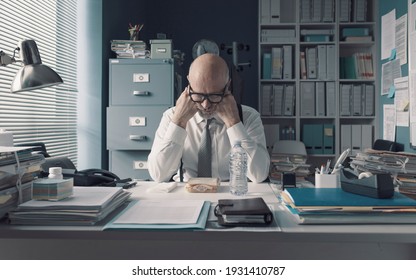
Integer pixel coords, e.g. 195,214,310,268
229,141,248,196
48,167,63,180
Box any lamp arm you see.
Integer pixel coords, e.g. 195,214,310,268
0,47,19,66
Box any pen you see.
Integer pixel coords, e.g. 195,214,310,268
325,159,331,173
331,148,351,174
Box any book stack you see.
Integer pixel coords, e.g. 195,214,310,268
8,186,131,225
340,52,373,79
110,40,149,58
341,27,372,42
281,187,416,224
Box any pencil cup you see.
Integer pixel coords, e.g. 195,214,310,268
315,173,339,188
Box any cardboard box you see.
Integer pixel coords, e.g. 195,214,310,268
150,39,172,59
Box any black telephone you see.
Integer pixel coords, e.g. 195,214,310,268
62,169,136,188
72,168,121,186
41,156,135,188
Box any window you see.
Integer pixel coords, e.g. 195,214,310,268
0,0,78,164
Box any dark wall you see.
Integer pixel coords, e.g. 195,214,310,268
102,0,259,167
143,0,259,108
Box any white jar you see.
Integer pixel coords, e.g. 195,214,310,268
48,167,63,180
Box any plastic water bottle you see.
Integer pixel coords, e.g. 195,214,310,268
229,141,248,196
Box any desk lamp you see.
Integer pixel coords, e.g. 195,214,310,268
0,39,63,93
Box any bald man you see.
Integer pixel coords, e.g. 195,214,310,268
148,54,270,182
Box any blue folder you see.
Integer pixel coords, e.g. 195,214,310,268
285,188,416,208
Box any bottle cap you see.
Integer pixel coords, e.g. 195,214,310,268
49,167,62,175
233,140,242,146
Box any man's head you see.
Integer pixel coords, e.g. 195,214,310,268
187,54,230,118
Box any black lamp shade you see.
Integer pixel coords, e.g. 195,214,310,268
11,39,63,93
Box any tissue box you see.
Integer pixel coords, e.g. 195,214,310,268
185,177,220,193
32,178,74,201
150,39,172,59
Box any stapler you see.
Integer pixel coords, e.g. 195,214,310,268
340,168,395,199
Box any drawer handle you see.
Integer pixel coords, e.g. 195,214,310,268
133,90,149,96
129,135,147,141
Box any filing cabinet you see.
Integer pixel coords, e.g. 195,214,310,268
107,58,175,179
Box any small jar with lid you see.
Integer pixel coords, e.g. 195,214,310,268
48,167,63,180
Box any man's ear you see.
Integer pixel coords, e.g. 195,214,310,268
226,79,232,93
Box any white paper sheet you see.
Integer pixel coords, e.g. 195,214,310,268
113,200,205,224
382,9,396,60
382,59,402,95
396,14,408,65
395,77,410,127
383,104,396,141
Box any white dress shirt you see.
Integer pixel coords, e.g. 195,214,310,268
148,105,270,182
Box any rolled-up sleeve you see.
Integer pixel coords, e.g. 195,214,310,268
227,107,270,183
148,109,187,182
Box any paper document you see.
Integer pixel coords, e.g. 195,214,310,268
381,9,396,60
396,14,408,65
383,104,397,142
113,200,205,224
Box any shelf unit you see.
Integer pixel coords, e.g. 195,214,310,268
258,0,378,168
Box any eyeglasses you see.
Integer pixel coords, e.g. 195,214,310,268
189,84,227,104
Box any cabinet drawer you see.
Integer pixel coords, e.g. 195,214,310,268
109,150,151,180
107,106,168,150
110,60,173,106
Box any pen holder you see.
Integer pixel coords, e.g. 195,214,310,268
315,173,339,188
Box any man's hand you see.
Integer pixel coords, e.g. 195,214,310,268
171,86,198,129
216,90,241,128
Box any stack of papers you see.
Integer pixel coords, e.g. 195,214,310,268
104,199,210,230
8,187,131,225
281,187,416,224
0,182,32,219
270,153,311,181
350,149,416,194
110,40,149,58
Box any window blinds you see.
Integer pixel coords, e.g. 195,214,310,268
0,0,78,165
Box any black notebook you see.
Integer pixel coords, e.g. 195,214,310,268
214,197,273,226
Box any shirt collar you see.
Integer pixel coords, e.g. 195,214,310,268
194,112,224,125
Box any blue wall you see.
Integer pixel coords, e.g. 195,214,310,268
378,0,413,151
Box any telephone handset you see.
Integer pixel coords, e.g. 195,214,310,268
77,169,120,182
65,168,125,187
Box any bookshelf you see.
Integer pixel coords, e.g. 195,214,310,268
259,0,378,168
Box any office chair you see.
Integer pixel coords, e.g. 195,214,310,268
272,140,307,157
372,139,404,152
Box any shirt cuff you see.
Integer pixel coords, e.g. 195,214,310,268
166,121,187,144
227,122,248,144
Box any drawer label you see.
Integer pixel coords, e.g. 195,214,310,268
129,117,146,126
134,161,148,169
133,73,149,82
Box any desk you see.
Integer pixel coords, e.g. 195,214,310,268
1,182,416,260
